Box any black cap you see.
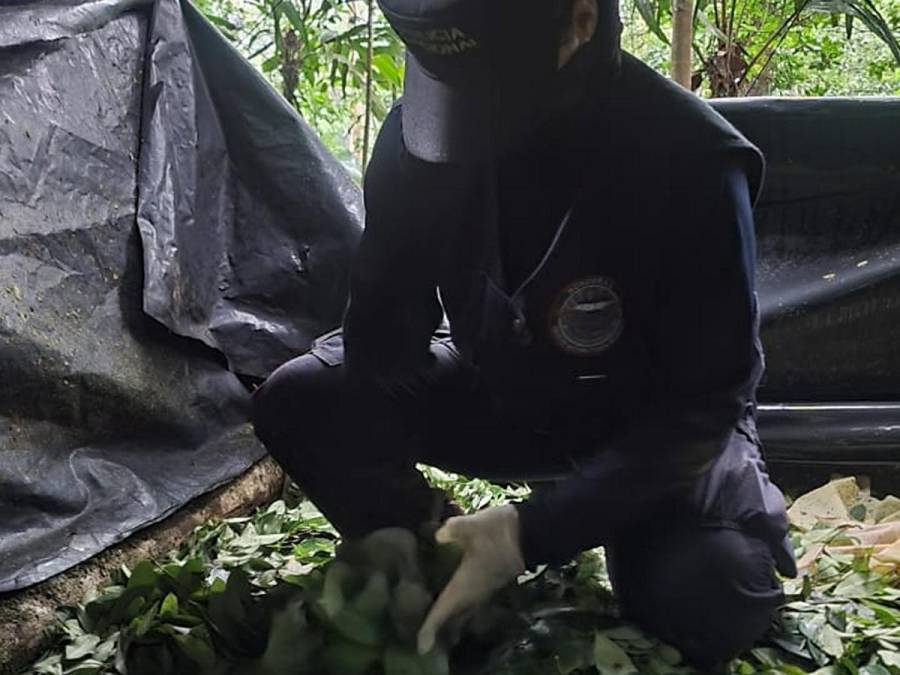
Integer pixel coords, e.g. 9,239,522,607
377,0,565,163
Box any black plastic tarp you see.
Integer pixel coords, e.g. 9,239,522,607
140,1,363,378
714,98,900,402
714,99,900,464
0,0,361,592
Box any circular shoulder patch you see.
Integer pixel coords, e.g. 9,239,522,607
549,276,624,356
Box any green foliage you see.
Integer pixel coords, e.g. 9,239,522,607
766,11,900,95
728,525,900,674
194,0,403,176
626,0,900,96
417,465,531,513
25,502,455,675
22,480,900,675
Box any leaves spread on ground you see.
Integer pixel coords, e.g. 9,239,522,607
23,472,900,675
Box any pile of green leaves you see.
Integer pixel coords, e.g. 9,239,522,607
729,526,900,675
27,504,460,675
22,472,900,675
26,499,340,675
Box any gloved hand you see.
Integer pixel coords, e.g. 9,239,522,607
417,504,526,654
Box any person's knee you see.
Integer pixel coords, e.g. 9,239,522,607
615,528,782,668
251,354,341,450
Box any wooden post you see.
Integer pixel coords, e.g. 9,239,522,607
362,0,375,175
671,0,694,88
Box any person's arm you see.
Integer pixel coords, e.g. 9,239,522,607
342,105,444,385
517,159,763,566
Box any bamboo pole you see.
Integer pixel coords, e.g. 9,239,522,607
671,0,694,88
362,0,375,175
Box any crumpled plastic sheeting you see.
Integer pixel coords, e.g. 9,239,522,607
1,0,362,591
0,4,265,592
713,98,900,402
0,0,150,49
138,0,363,378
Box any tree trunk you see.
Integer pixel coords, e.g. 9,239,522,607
671,0,694,88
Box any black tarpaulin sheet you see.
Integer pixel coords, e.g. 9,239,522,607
0,0,361,592
140,1,363,379
714,98,900,463
714,98,900,402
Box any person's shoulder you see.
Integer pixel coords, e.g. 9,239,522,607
589,53,763,197
607,54,749,148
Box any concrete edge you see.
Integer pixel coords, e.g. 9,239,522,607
0,455,284,674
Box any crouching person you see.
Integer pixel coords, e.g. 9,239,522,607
253,0,796,667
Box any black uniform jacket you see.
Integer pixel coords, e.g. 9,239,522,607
344,51,795,575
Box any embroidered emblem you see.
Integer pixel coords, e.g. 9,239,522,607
550,276,624,355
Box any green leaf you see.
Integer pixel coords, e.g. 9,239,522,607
860,665,892,675
633,0,671,45
172,557,206,594
293,537,337,563
30,653,63,675
752,647,795,668
64,634,100,661
351,571,390,619
93,634,118,664
863,601,900,626
771,632,813,660
330,606,382,647
207,569,260,650
371,53,402,88
805,0,900,63
257,600,319,672
132,600,159,638
552,637,593,674
122,594,148,623
817,623,845,658
59,618,85,641
835,571,885,598
320,560,355,618
729,659,756,675
205,13,237,31
322,634,380,674
126,560,159,589
593,633,638,675
62,658,105,674
878,650,900,667
159,593,179,618
172,633,217,670
281,1,305,33
799,614,845,661
827,605,848,632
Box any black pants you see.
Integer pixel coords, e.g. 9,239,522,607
252,334,783,667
